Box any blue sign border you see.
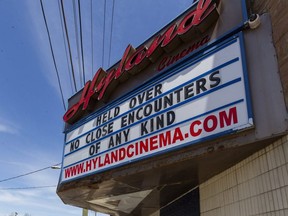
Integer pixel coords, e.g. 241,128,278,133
59,32,254,184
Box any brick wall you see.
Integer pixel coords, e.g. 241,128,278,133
250,0,288,106
200,135,288,215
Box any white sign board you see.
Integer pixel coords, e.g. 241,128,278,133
61,36,253,183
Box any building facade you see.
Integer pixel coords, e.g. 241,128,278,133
200,1,288,216
57,0,288,215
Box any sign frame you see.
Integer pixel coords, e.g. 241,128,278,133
60,32,253,183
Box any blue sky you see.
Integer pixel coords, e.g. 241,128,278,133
0,0,194,215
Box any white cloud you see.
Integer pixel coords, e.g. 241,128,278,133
0,191,23,203
0,187,81,216
0,123,17,134
0,116,19,135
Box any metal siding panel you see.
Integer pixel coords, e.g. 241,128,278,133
244,14,288,139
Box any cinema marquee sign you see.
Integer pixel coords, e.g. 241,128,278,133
61,35,253,183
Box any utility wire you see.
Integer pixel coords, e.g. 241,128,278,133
60,0,78,92
58,0,74,95
40,0,66,111
0,163,61,183
108,0,115,67
0,185,57,190
91,0,94,77
78,0,86,84
101,0,106,68
73,0,83,86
